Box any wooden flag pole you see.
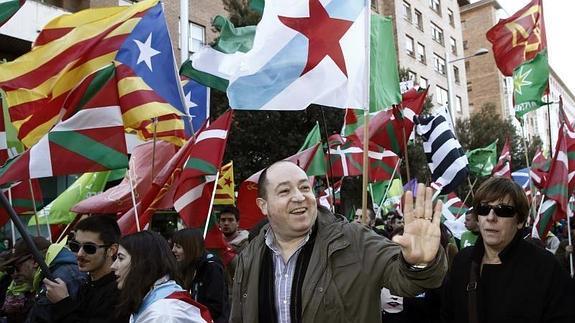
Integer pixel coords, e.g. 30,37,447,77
361,0,371,225
151,117,158,180
127,168,141,232
203,172,220,239
28,180,41,237
0,191,54,280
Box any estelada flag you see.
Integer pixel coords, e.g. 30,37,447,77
214,161,234,205
486,0,546,76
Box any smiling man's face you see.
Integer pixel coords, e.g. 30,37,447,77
256,162,317,241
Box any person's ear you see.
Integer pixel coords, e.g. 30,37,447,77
107,243,119,259
256,198,268,216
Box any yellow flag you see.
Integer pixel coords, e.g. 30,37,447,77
214,161,235,205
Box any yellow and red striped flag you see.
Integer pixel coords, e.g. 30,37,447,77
0,0,187,147
214,161,235,205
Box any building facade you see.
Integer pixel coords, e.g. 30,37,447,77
378,0,471,120
460,0,508,117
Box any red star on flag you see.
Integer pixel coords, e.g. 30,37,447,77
279,0,353,77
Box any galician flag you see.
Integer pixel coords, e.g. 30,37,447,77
513,50,549,119
192,0,369,110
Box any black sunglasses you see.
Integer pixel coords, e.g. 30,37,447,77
475,204,516,218
68,240,109,255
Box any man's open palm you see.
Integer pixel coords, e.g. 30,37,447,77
392,184,443,265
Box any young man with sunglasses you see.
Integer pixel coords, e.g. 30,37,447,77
43,215,128,323
441,177,571,323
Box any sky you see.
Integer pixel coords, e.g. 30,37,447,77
488,0,574,94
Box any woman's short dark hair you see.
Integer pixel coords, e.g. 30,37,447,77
473,177,529,225
171,228,205,290
116,231,180,316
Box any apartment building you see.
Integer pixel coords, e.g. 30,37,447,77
376,0,471,120
0,0,227,63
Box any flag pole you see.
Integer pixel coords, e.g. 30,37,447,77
0,189,54,281
180,0,190,65
319,109,336,211
521,123,538,220
377,158,401,213
151,117,158,180
28,180,41,237
8,188,16,245
127,168,141,232
567,201,574,277
203,172,220,239
360,0,371,225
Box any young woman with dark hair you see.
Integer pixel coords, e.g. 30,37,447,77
171,228,230,323
111,231,212,323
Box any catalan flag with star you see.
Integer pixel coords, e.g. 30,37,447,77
214,161,235,205
0,0,188,148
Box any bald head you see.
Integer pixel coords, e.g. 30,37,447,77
258,161,307,199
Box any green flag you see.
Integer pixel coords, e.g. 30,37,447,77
1,90,24,156
0,0,24,27
298,122,326,176
513,50,549,119
466,140,498,177
370,15,401,112
29,171,111,225
370,178,403,213
180,16,256,92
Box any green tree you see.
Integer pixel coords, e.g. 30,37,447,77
454,103,541,198
222,0,262,27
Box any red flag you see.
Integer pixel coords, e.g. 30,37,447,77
399,87,428,139
530,147,549,189
543,124,569,215
237,144,320,230
172,111,233,224
486,0,546,76
492,137,512,178
327,134,399,181
71,141,177,215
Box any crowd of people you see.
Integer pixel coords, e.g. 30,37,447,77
0,162,571,322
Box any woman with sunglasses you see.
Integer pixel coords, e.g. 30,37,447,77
111,231,212,323
441,177,571,323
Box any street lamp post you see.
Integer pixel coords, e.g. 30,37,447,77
445,48,489,124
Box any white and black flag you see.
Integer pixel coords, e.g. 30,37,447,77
415,112,468,194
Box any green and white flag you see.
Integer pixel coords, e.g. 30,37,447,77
29,171,111,225
298,122,326,176
513,49,549,119
466,140,498,177
0,0,25,27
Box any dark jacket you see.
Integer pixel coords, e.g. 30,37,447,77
51,272,128,323
191,252,230,323
231,207,448,323
25,248,87,323
441,233,572,323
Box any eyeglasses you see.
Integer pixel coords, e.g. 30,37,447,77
475,204,516,218
68,240,109,255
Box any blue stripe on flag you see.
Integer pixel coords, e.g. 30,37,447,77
227,0,366,110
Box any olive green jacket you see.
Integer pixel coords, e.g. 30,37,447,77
230,208,447,323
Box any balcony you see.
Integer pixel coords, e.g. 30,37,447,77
0,0,68,43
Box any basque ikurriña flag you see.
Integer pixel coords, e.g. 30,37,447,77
192,0,369,110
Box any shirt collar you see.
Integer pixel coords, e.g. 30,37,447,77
264,227,312,256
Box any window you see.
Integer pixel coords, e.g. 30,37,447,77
414,10,423,31
448,9,454,26
371,0,378,10
467,81,473,92
435,86,448,105
431,23,444,45
453,66,460,83
402,1,412,22
450,37,457,55
118,0,134,5
408,70,417,80
419,76,428,88
463,40,468,49
429,0,441,14
190,22,205,53
417,43,426,64
433,53,446,75
455,96,462,112
465,60,470,71
405,35,415,57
